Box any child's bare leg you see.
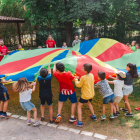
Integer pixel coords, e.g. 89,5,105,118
113,102,116,113
86,101,95,115
109,103,114,115
0,101,4,111
40,105,45,118
48,105,53,121
3,100,8,112
114,103,119,112
102,104,106,115
27,111,30,120
124,95,131,114
77,102,83,121
32,107,37,122
58,101,63,115
123,96,128,109
71,103,76,116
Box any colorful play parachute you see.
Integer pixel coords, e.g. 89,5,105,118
0,38,139,83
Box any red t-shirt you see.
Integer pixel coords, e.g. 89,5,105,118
0,45,8,61
53,71,75,95
46,40,56,48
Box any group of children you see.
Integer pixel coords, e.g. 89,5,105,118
0,60,138,127
126,41,140,51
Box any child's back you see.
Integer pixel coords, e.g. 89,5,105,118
54,71,75,95
38,73,52,98
75,73,94,100
95,79,113,98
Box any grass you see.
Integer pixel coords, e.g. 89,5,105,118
5,75,140,140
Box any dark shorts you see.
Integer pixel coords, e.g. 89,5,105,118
40,96,53,106
103,94,114,104
0,91,9,102
79,97,92,103
59,92,77,103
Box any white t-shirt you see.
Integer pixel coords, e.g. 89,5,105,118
19,89,32,102
113,80,124,97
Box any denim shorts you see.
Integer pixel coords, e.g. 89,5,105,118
59,92,77,103
103,94,114,104
123,87,133,96
20,101,35,111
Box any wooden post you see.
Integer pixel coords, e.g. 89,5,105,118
17,22,21,44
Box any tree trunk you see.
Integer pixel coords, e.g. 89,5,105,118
66,22,73,47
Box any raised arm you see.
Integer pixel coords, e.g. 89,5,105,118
109,75,117,80
2,79,12,83
48,64,51,74
53,63,56,72
108,81,114,84
75,77,84,87
31,82,36,92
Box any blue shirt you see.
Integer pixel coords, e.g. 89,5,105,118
38,74,52,98
0,79,7,93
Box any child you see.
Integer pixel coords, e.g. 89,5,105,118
131,41,136,51
18,44,24,51
0,39,11,61
13,78,39,126
38,46,42,49
95,71,115,120
126,43,131,47
0,78,12,118
53,63,77,123
62,42,67,49
38,65,55,123
74,63,97,127
108,71,126,118
135,44,140,50
121,63,138,117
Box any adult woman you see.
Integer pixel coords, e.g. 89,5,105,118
46,35,56,48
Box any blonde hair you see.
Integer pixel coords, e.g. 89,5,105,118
47,35,54,40
13,78,31,93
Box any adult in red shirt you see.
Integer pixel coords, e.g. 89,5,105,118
0,39,11,61
53,63,77,123
46,35,56,48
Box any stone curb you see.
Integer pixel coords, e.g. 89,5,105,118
7,113,111,140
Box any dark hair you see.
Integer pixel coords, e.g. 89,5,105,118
63,42,66,44
83,63,92,73
75,34,78,37
85,35,88,37
117,74,125,80
40,68,48,78
136,44,140,47
127,63,138,78
98,71,106,80
56,62,65,72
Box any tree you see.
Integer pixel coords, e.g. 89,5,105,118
22,0,110,46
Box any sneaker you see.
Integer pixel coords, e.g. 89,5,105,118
135,107,140,111
74,121,83,127
69,117,77,122
120,108,128,112
116,111,120,116
90,114,97,120
1,113,9,119
41,117,45,121
33,121,40,126
50,117,56,124
55,114,62,123
125,113,133,117
110,114,114,119
113,113,118,118
100,115,106,121
27,120,31,125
